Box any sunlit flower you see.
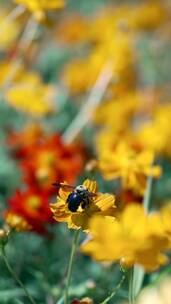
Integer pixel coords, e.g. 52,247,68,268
81,204,170,271
5,189,54,233
20,133,83,194
51,179,115,231
98,141,161,195
14,0,65,21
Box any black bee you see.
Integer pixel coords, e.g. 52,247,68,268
52,182,96,212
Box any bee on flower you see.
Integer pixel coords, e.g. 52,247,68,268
50,179,116,231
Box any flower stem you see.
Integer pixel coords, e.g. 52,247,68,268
100,274,126,304
0,246,36,304
62,62,113,144
64,230,80,304
129,268,135,304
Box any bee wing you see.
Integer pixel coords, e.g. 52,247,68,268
52,182,75,191
87,191,97,198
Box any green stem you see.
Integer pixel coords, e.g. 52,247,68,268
64,230,80,304
129,268,135,304
100,274,126,304
1,246,36,304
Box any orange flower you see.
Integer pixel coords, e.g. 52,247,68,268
5,189,54,233
8,127,84,194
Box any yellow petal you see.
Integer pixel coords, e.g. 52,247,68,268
83,179,98,193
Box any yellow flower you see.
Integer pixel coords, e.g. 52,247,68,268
0,9,20,50
94,92,143,131
14,0,65,20
81,204,169,272
5,212,31,232
50,179,115,231
5,71,55,117
63,31,134,94
136,103,171,157
98,141,161,195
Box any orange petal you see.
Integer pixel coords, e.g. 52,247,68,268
95,193,115,211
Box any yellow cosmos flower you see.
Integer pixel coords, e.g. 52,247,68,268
5,72,55,117
98,141,161,195
81,204,170,272
50,179,115,231
14,0,65,21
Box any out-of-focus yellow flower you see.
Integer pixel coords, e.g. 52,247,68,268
5,212,31,232
136,103,171,157
88,2,166,43
137,277,171,304
0,10,20,50
63,31,134,94
50,179,115,231
5,71,55,117
14,0,65,21
81,204,170,271
98,141,161,195
94,92,142,131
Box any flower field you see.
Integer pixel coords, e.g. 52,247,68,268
0,0,171,303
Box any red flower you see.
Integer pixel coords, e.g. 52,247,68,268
5,189,54,234
7,125,84,194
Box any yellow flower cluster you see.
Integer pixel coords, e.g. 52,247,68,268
51,179,115,231
81,203,171,271
62,1,167,94
14,0,65,20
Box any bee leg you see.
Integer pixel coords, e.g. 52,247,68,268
81,196,90,209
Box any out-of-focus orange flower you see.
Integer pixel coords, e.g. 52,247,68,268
19,133,83,194
5,189,53,233
57,14,88,44
51,179,115,231
7,124,44,159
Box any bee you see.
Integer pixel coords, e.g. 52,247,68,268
52,182,97,212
